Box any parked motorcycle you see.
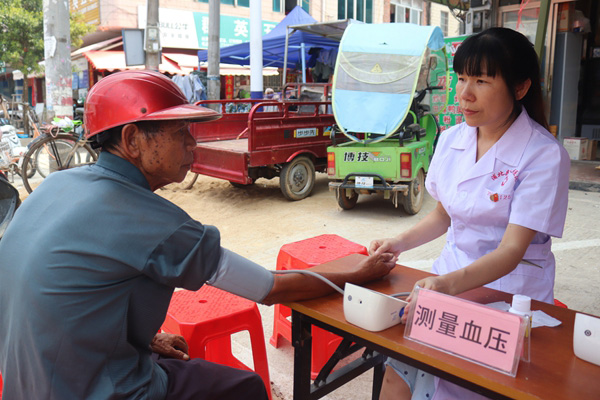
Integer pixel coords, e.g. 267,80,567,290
0,120,33,180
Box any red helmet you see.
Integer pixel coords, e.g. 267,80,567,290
84,70,220,138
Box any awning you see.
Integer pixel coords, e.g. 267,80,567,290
83,50,192,75
163,53,199,70
72,36,123,57
198,63,279,76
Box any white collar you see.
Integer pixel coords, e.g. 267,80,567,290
450,106,534,167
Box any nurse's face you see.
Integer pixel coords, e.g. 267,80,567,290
456,72,516,136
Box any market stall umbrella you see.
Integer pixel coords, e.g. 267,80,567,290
197,6,341,69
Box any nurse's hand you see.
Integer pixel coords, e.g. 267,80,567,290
400,276,452,323
369,237,402,257
412,275,452,295
151,333,190,360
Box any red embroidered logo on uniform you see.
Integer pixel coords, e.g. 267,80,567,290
490,193,499,202
491,169,519,186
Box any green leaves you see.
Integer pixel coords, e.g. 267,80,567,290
0,0,44,73
0,0,94,74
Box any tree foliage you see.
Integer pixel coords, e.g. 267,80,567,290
70,11,95,49
0,0,95,74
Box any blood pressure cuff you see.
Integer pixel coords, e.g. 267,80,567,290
206,248,274,303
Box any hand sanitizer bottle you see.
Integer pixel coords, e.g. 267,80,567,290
509,294,532,362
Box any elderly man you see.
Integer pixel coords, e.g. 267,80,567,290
0,70,395,400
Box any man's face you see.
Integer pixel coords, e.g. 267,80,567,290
136,121,196,190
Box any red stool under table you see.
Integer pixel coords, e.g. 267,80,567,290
161,286,272,400
270,234,368,379
554,299,568,308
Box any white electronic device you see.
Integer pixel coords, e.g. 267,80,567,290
573,312,600,367
343,283,408,332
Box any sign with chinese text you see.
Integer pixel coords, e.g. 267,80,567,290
405,288,527,376
138,6,277,50
70,0,100,25
430,36,468,132
225,76,235,99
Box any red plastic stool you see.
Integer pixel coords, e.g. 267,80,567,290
554,299,568,308
270,234,368,379
161,286,272,400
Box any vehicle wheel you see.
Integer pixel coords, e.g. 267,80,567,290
229,180,254,189
21,157,36,179
22,134,97,194
279,156,315,201
402,169,425,215
336,187,358,210
180,172,199,190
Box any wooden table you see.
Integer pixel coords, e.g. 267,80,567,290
286,254,600,399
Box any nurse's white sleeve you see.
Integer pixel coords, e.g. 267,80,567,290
206,248,274,303
509,141,570,238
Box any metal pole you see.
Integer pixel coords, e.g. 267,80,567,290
282,28,290,87
249,0,264,99
43,0,73,119
145,0,161,71
207,0,221,109
534,0,551,59
301,42,306,83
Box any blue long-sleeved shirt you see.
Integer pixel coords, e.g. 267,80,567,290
0,152,223,399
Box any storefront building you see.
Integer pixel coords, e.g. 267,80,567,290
1,0,597,144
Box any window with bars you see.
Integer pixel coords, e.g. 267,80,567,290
440,11,448,36
273,0,309,14
390,0,422,24
301,0,309,12
196,0,249,6
338,0,372,22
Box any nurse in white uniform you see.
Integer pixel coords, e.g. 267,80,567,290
371,27,570,400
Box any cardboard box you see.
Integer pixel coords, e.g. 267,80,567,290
558,2,575,33
563,137,590,160
589,139,598,161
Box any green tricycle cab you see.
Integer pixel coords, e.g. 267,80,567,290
326,22,448,215
328,112,438,214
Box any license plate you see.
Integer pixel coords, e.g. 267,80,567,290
294,128,317,138
355,176,373,188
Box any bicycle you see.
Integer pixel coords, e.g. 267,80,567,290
21,117,98,194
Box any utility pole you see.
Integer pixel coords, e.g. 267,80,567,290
43,0,72,119
145,0,161,71
249,0,263,99
207,0,221,108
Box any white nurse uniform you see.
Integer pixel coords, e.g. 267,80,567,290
387,108,570,400
426,107,570,303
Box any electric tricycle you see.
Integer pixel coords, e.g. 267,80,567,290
189,83,343,200
327,23,448,214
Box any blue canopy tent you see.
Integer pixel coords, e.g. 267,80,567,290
197,6,348,79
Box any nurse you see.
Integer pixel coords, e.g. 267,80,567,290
371,27,570,400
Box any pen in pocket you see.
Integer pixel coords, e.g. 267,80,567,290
520,259,542,268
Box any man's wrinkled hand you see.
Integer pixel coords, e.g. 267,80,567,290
151,333,190,360
357,252,397,281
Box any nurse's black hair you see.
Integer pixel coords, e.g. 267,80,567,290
453,27,549,131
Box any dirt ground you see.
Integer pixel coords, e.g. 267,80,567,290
155,171,600,400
